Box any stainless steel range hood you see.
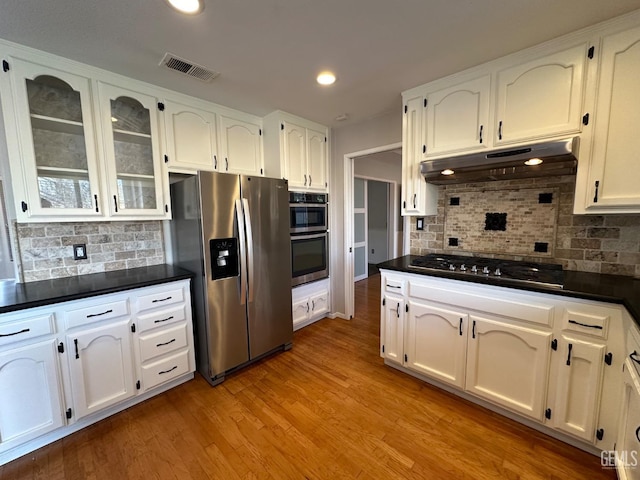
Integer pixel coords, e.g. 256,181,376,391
420,137,579,185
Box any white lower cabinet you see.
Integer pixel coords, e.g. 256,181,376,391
291,278,330,330
379,269,627,452
548,336,606,442
0,279,194,466
465,315,551,420
617,357,640,479
0,339,64,453
404,300,467,388
66,319,136,419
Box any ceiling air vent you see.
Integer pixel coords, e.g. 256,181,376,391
159,53,220,82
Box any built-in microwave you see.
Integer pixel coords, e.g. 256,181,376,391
291,231,329,287
289,192,328,234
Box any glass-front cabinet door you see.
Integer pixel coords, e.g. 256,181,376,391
98,83,166,217
9,59,102,218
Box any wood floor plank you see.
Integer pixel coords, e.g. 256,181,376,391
1,274,616,479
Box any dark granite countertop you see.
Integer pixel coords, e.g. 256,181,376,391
0,264,194,314
378,255,640,327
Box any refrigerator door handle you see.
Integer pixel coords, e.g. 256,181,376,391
242,198,255,303
235,198,248,305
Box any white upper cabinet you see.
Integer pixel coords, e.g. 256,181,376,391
98,83,167,218
494,43,589,145
2,58,103,221
163,101,218,172
582,24,640,211
306,128,327,191
423,75,491,158
263,111,329,192
218,114,264,176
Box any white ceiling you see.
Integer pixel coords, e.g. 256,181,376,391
1,0,639,127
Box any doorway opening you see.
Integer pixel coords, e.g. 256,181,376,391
343,142,407,319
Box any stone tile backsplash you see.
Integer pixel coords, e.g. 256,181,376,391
16,221,165,282
410,175,640,278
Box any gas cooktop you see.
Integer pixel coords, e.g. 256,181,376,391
408,253,564,288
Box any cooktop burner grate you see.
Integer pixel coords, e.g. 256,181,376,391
408,253,564,288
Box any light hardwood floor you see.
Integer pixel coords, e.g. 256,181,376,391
1,274,616,479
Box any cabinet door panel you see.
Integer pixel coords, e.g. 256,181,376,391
283,122,307,189
309,290,329,317
405,301,467,388
552,336,605,442
9,59,103,219
381,295,404,364
67,319,135,419
587,26,640,209
307,129,327,191
495,44,587,144
425,75,490,157
219,116,263,175
466,316,551,420
99,83,165,217
292,298,309,327
402,96,422,215
0,339,64,452
617,360,640,479
164,103,217,171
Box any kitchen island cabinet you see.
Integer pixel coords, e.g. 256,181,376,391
378,262,629,455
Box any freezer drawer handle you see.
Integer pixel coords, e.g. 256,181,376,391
159,365,178,375
630,350,640,365
86,309,113,318
156,338,176,348
0,328,30,338
152,296,172,303
154,316,174,324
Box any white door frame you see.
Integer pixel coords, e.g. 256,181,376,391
353,176,368,282
344,142,404,320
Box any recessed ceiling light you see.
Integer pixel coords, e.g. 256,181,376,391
317,71,336,86
524,158,543,166
165,0,204,14
441,169,455,176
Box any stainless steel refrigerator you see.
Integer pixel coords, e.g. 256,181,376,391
169,172,292,386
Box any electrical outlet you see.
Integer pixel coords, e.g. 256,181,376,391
73,243,87,260
371,248,375,254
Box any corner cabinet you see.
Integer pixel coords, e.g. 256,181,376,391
379,269,626,451
263,111,329,192
580,24,640,212
98,83,168,217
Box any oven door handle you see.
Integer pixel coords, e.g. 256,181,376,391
291,232,328,240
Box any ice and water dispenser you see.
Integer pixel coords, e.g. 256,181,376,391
210,238,239,280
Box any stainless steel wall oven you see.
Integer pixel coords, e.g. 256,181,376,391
290,192,329,286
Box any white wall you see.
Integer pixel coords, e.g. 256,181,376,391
329,110,401,317
354,151,402,183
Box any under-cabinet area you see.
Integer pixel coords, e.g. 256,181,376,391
0,277,194,465
379,269,629,453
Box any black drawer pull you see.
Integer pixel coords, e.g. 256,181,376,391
566,343,573,366
156,338,176,348
154,316,174,324
630,350,640,365
386,284,401,289
636,426,640,442
152,296,172,303
568,319,603,330
472,320,476,339
86,309,113,318
158,365,178,375
459,318,463,336
0,328,30,338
